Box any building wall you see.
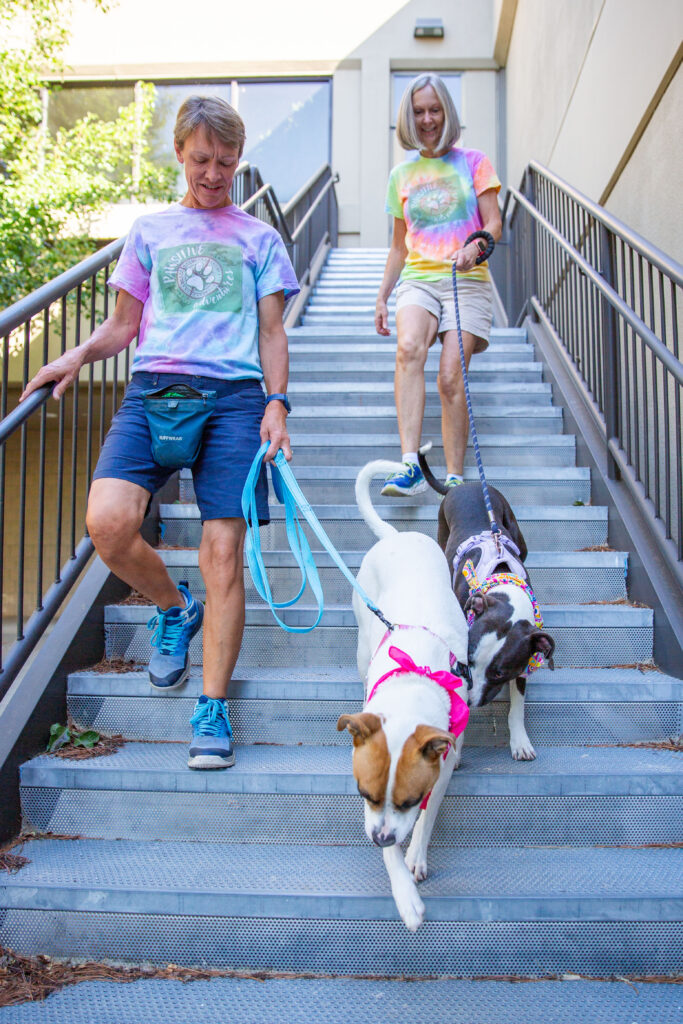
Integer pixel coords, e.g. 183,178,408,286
504,0,682,259
61,0,502,248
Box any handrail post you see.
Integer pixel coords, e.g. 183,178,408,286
524,169,539,322
599,223,620,479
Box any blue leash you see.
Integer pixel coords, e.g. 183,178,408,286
452,230,501,539
242,443,394,634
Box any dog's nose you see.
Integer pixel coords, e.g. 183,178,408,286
372,827,397,847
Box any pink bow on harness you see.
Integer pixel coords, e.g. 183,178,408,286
368,646,470,739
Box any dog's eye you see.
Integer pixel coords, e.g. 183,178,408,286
395,797,421,812
358,787,381,807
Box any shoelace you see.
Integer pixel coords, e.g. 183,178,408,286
147,607,190,656
190,699,232,738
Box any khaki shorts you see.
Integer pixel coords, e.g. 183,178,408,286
395,276,493,353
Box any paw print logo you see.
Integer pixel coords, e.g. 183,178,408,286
177,256,224,300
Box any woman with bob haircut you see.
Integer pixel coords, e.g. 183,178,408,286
22,95,299,770
375,73,502,495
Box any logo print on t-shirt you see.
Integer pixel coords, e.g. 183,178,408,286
157,244,243,314
407,177,466,229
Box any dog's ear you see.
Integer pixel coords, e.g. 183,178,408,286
414,725,457,762
464,592,488,618
532,630,555,670
336,712,383,743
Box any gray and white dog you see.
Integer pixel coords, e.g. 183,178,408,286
419,450,554,760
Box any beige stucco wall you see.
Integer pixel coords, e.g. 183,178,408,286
504,0,682,259
605,63,682,263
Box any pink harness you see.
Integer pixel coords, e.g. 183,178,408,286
366,631,470,809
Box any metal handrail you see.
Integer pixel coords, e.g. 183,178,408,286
501,161,683,565
526,161,683,286
508,186,683,384
0,161,339,694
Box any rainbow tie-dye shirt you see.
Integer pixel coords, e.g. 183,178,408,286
386,147,501,282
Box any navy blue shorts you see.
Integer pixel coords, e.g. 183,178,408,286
93,372,269,524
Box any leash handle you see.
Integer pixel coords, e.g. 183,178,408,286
243,443,391,633
453,231,501,537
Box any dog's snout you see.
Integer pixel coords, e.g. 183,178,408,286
372,827,397,848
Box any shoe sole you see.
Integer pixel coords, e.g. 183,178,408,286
380,481,428,497
149,661,190,691
188,752,236,769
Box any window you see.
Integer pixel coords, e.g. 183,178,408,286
46,79,332,204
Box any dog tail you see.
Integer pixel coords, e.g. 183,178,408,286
417,444,448,496
354,461,400,539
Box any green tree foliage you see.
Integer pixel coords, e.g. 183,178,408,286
0,0,176,308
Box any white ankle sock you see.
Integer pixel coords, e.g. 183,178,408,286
402,452,418,465
446,473,463,483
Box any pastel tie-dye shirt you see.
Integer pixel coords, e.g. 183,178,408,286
109,204,299,380
386,147,501,282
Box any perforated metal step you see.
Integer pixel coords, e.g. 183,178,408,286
160,502,608,551
3,977,681,1024
178,465,591,505
274,434,577,468
104,604,653,670
155,547,626,604
21,745,683,846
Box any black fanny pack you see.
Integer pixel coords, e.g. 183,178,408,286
141,382,216,469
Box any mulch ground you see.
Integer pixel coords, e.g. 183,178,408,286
0,946,680,1008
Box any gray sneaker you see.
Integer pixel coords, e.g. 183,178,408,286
188,695,235,769
147,582,203,690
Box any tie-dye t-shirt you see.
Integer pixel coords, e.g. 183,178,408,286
108,203,299,380
386,147,501,282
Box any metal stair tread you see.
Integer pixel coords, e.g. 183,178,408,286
106,603,652,627
20,743,682,795
160,501,607,522
177,465,589,481
67,666,683,703
282,432,574,448
2,840,681,922
2,978,680,1024
157,548,627,569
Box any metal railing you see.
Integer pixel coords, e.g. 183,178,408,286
502,161,683,564
0,161,339,696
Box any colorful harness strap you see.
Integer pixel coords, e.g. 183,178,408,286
462,560,545,676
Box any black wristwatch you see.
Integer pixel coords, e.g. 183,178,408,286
265,393,291,414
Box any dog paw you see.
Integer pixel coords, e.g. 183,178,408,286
511,739,536,761
395,884,426,932
404,844,428,882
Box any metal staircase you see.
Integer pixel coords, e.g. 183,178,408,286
1,248,682,1019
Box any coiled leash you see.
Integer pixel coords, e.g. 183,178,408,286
242,442,394,634
452,230,501,549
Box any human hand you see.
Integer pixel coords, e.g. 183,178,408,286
260,401,292,462
20,348,85,402
375,299,391,336
453,242,481,274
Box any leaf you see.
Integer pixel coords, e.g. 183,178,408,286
46,723,71,752
72,730,100,748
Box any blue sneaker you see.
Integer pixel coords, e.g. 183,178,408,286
380,462,427,497
147,582,203,690
188,695,235,769
445,474,464,488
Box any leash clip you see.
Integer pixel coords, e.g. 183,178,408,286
371,606,395,632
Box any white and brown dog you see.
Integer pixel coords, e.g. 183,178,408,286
337,460,470,931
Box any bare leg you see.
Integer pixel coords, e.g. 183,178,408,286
198,517,247,699
438,329,481,476
86,478,182,610
394,305,438,454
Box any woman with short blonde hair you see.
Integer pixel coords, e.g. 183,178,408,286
376,73,502,496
